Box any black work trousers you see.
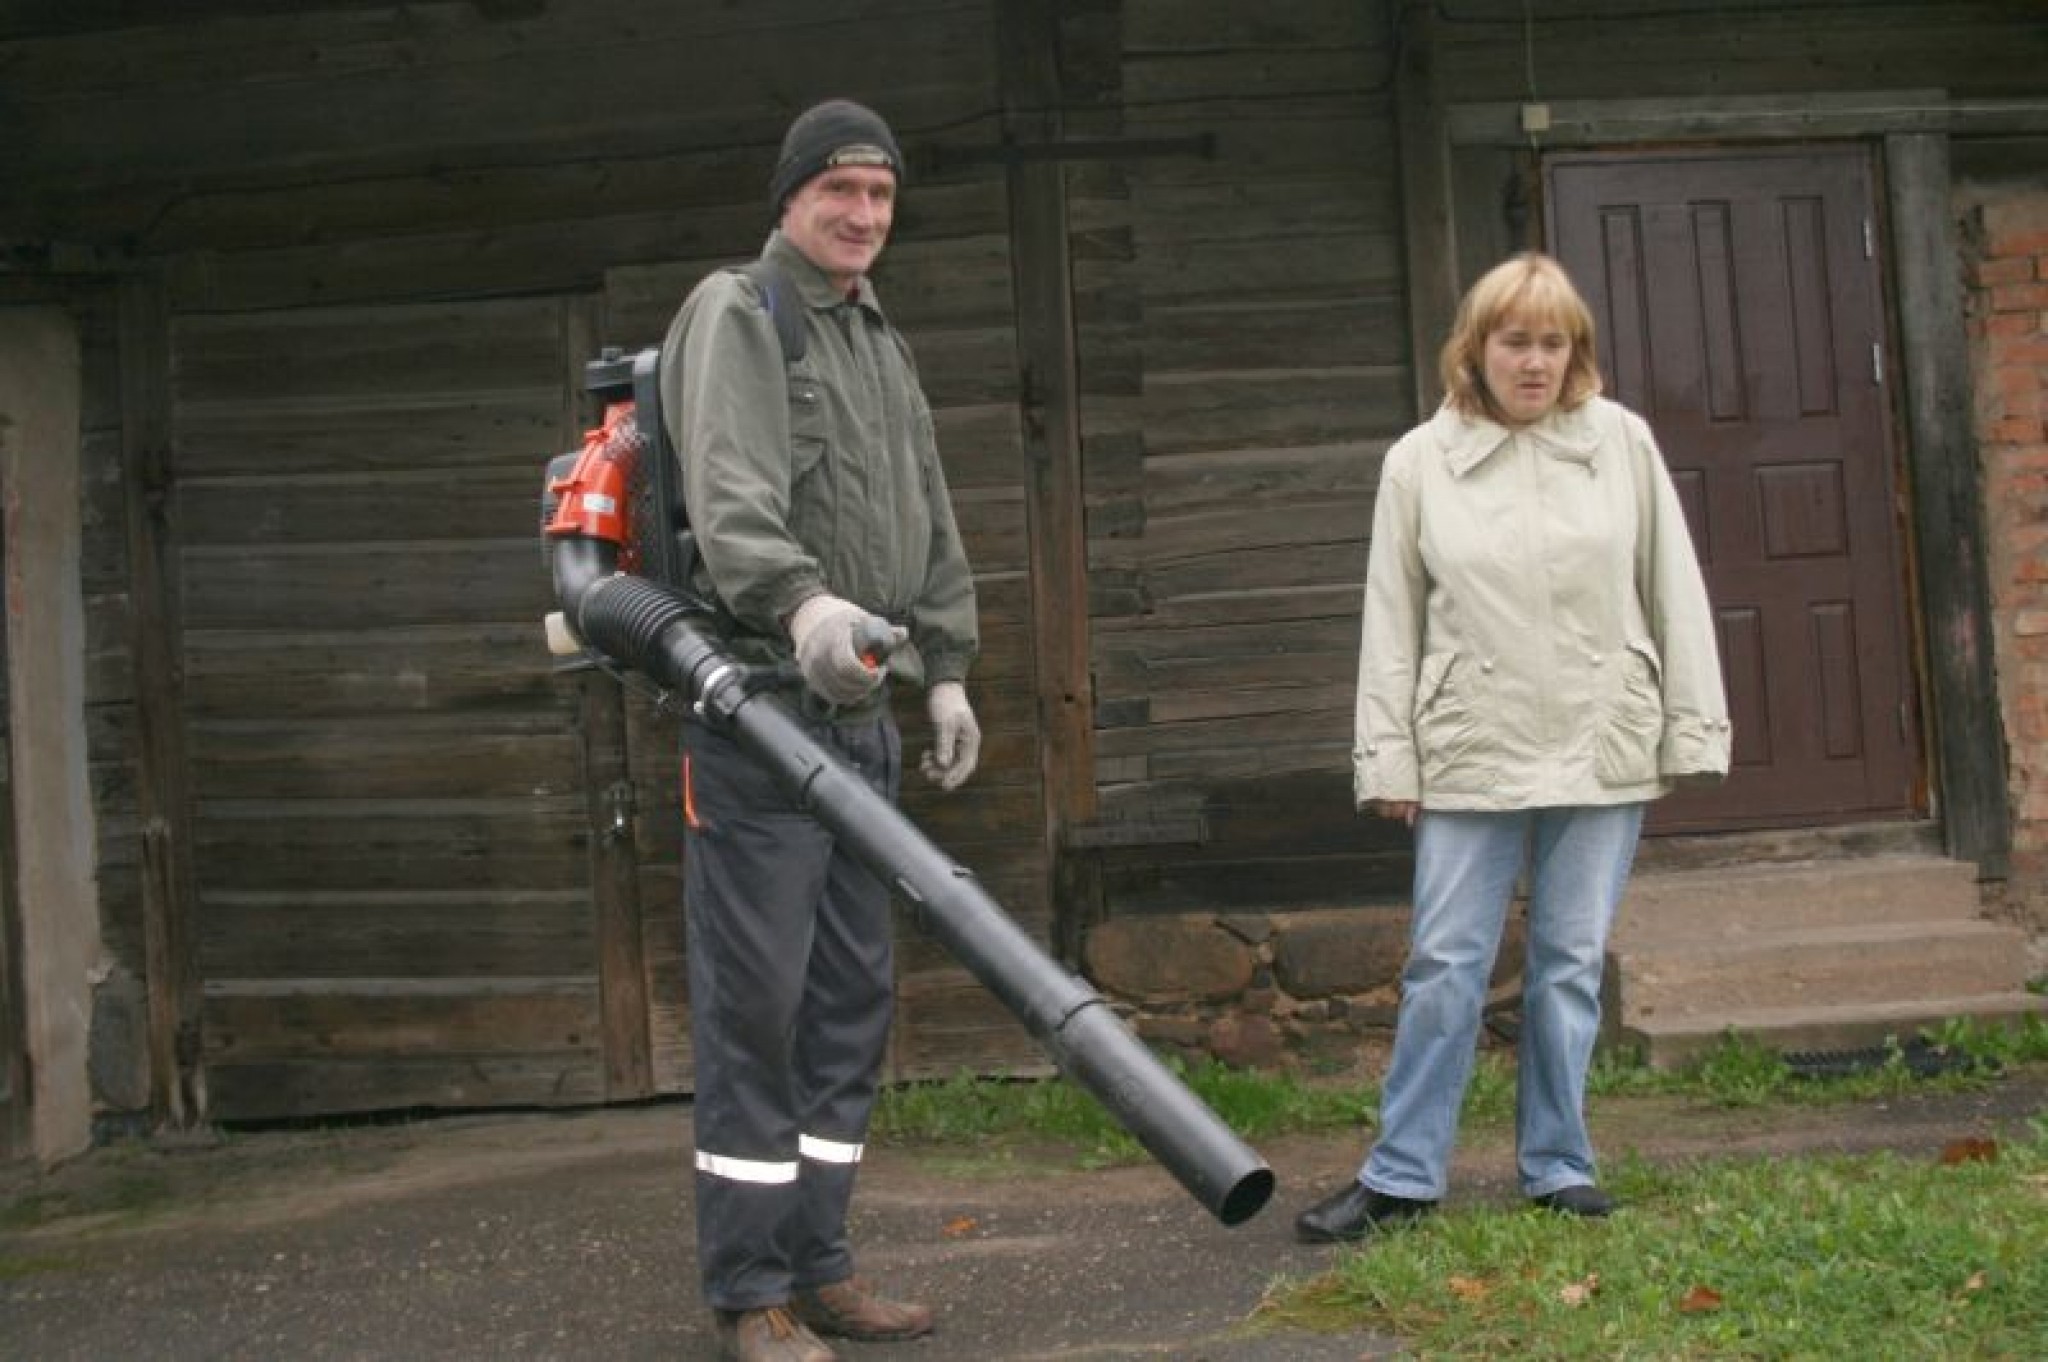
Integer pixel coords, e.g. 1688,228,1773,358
681,706,900,1312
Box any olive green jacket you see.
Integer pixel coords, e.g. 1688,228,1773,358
1353,397,1731,810
657,232,978,691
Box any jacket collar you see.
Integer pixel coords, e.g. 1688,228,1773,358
1429,400,1604,478
764,231,883,315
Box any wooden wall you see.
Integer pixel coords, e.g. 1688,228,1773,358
2,0,1046,1120
6,0,2047,1122
1081,0,1417,915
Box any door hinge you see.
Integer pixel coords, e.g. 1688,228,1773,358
1862,217,1875,259
1872,341,1885,387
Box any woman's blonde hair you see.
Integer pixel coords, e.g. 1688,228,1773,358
1438,251,1604,421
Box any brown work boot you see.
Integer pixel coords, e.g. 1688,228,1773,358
716,1305,837,1362
790,1277,935,1342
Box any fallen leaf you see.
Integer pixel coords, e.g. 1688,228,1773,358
1558,1273,1599,1307
1446,1274,1490,1302
1678,1285,1724,1314
1940,1137,1999,1165
940,1216,978,1238
1960,1271,1988,1295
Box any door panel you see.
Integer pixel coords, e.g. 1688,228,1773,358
1546,147,1920,830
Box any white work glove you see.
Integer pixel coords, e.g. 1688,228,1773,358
787,594,905,707
920,681,981,791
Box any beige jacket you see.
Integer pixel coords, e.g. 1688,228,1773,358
1353,397,1731,811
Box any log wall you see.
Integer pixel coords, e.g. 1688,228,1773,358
3,0,1046,1120
1085,0,1416,915
3,0,2045,1119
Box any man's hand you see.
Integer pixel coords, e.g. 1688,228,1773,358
788,594,903,706
920,681,981,791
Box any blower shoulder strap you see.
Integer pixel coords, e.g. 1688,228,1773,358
736,258,808,366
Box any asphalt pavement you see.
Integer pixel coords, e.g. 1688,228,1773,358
3,1068,2043,1361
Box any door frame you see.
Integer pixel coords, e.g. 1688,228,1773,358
1396,79,2010,872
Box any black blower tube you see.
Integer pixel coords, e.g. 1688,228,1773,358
553,536,1275,1226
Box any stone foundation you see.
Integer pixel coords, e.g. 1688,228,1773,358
1083,908,1526,1070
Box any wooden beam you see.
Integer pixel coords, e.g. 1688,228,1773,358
118,271,208,1130
1449,90,2048,148
1396,0,1454,421
1885,132,2011,875
997,0,1098,964
561,296,653,1100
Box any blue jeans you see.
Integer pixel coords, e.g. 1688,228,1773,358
1360,804,1645,1201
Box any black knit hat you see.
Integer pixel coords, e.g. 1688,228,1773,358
770,99,904,212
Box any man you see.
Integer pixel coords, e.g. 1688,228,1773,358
658,99,982,1362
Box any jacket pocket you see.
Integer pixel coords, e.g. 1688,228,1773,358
1595,641,1664,785
785,377,834,560
1413,651,1493,795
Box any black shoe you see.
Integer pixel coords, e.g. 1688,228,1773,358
1530,1184,1615,1218
1294,1181,1435,1243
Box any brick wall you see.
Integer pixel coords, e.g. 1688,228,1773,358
1967,188,2048,943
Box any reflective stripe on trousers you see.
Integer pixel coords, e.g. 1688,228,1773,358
682,707,901,1312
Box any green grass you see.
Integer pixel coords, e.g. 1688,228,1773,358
874,1016,2048,1152
1256,1126,2048,1359
871,1020,2048,1358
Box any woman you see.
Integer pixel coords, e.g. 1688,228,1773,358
1297,252,1730,1242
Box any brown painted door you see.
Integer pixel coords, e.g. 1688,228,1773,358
1545,147,1920,831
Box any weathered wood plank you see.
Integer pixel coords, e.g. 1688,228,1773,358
4,6,995,194
1135,228,1404,306
199,891,593,978
1142,369,1408,454
195,799,590,893
1432,4,2048,102
1144,541,1367,602
1140,497,1370,565
203,1054,605,1120
179,467,543,547
1146,298,1409,373
1141,441,1385,511
187,716,582,800
892,968,1048,1080
172,396,563,475
180,541,552,629
1124,0,1386,49
183,624,562,716
171,297,564,400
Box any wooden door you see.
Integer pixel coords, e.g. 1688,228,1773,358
1545,147,1920,831
170,295,618,1119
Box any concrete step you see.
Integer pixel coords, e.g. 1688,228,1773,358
1615,991,2048,1069
1610,917,2030,1016
1615,854,1981,945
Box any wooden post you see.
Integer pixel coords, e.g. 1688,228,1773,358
1396,0,1456,421
561,298,653,1098
998,0,1100,964
119,272,208,1130
1885,133,2012,874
